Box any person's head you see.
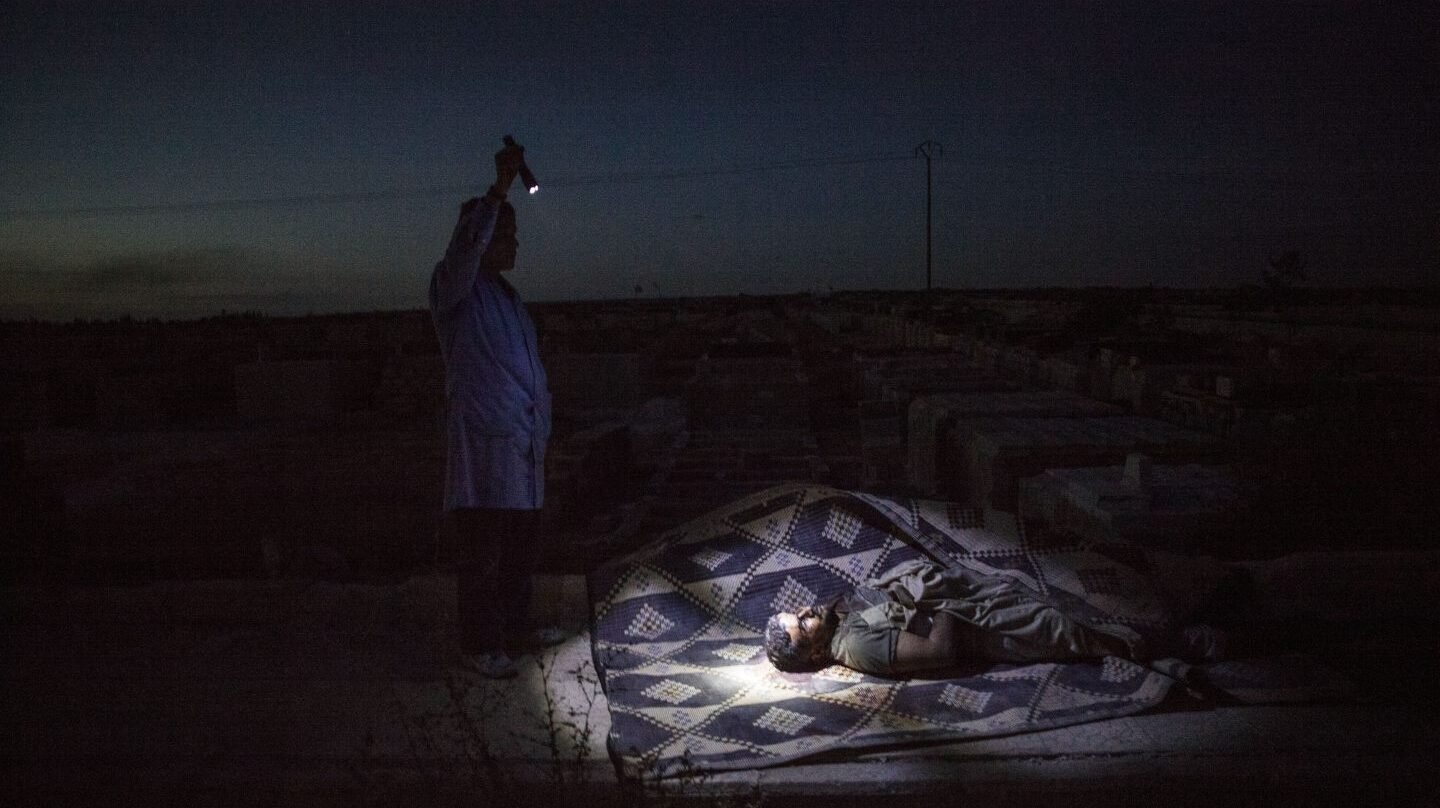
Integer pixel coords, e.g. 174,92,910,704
764,603,838,672
480,202,518,273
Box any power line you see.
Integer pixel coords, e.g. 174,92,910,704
553,152,914,186
0,152,915,221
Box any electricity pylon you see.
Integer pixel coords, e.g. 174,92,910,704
914,141,943,290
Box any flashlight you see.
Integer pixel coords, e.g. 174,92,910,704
502,135,539,194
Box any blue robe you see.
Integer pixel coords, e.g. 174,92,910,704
429,196,551,511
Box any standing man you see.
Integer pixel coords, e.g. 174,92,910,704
430,143,551,678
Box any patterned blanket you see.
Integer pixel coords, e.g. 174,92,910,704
588,484,1346,779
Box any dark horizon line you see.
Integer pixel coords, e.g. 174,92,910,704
6,283,1440,327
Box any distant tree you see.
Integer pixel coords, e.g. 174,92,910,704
1147,303,1176,334
1265,250,1307,287
1062,290,1143,341
1263,251,1309,314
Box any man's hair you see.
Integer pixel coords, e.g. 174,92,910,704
764,614,821,672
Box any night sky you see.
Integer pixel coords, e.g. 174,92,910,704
2,1,1436,320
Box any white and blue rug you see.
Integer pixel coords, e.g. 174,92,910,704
588,484,1345,779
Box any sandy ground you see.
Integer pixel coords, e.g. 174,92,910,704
5,568,1440,806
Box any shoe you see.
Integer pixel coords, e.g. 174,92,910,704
529,626,570,648
462,651,519,679
1177,624,1229,662
506,626,571,656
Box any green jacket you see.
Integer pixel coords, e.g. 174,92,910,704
830,559,1141,676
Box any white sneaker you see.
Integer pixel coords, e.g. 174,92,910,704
463,651,519,679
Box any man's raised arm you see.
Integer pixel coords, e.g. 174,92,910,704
429,145,522,312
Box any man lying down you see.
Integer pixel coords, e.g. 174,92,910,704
765,557,1242,676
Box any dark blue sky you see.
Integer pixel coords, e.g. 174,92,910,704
2,1,1435,319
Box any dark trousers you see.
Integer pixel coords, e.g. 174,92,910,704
451,507,541,656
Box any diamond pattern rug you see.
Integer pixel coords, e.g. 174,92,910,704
588,484,1345,779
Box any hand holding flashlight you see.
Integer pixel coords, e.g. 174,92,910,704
502,135,539,194
491,147,521,198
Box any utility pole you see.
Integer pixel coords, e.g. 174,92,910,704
914,141,943,290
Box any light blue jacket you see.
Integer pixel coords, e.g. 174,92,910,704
429,196,551,511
